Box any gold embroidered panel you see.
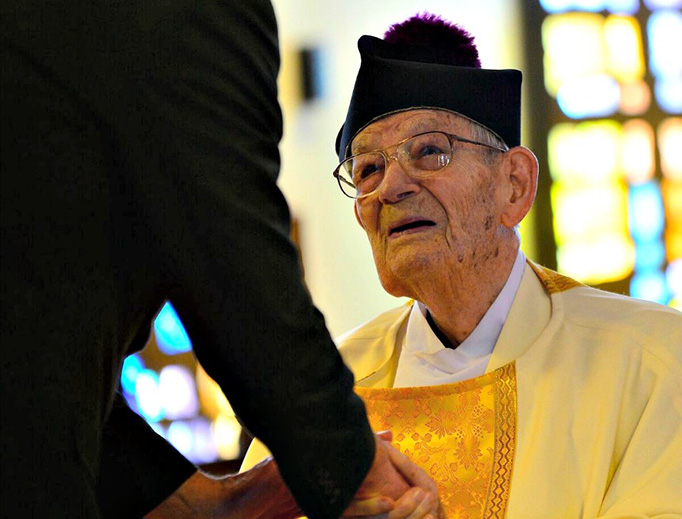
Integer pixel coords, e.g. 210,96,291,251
355,363,517,519
528,261,584,294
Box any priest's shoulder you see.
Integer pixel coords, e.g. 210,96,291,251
334,302,412,362
558,284,682,353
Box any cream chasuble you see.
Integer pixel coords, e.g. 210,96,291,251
240,261,682,518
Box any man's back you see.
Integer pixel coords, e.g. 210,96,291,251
1,1,377,517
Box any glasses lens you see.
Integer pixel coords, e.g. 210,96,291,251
337,152,385,198
403,132,451,173
334,132,452,198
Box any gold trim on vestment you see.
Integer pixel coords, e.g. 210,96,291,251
528,261,584,294
484,362,517,519
355,363,517,519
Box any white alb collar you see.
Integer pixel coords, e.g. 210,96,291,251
393,250,526,387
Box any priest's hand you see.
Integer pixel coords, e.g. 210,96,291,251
382,439,444,519
343,432,444,519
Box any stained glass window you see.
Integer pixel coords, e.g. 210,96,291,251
120,302,243,464
535,1,681,308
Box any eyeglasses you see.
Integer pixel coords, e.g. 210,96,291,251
333,131,507,199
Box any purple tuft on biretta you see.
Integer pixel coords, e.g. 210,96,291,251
383,12,481,68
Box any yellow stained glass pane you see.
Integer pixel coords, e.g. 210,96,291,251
551,180,629,245
662,179,682,260
666,230,682,261
557,234,635,283
662,179,682,226
543,13,605,97
196,364,234,419
622,120,655,184
658,118,682,180
213,414,242,460
605,15,645,81
548,120,621,183
620,80,651,115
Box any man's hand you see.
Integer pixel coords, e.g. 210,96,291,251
146,433,442,519
353,433,411,501
145,458,301,519
343,432,444,519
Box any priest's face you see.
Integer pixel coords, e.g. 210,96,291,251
351,109,509,297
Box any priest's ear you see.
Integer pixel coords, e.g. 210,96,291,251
498,145,538,229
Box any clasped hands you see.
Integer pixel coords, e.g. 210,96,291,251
345,430,444,519
147,431,443,519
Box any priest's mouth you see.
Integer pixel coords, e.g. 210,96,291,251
389,219,437,236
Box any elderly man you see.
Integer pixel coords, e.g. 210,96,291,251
242,14,682,519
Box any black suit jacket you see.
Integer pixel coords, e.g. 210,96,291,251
0,1,374,518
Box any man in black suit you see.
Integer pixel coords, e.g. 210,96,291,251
0,1,441,517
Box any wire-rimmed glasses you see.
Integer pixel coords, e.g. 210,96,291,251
333,131,507,199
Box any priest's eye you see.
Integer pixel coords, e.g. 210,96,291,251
415,144,445,157
362,164,382,179
352,155,384,182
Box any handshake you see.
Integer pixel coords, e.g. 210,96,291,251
147,431,444,519
342,430,445,519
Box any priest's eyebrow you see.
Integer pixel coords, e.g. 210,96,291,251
351,116,446,155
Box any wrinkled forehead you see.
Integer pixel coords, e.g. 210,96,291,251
350,108,470,154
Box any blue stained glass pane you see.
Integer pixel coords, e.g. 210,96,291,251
606,0,640,14
135,369,164,422
542,0,640,11
192,419,219,464
540,0,574,13
557,75,620,119
629,182,665,242
575,0,607,10
167,421,194,457
644,0,682,9
667,259,682,295
121,354,145,394
655,77,682,113
647,10,682,79
123,390,139,414
634,239,666,270
630,270,670,303
154,302,193,355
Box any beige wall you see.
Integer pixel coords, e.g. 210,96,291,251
271,0,527,337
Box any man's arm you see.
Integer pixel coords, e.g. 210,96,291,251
99,397,424,519
122,1,392,517
146,459,302,519
96,394,196,519
146,436,442,519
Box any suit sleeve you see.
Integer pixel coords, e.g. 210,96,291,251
122,1,376,518
96,394,197,519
